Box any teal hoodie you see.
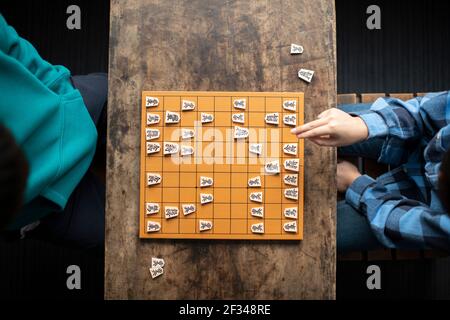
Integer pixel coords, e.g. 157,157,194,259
0,15,97,229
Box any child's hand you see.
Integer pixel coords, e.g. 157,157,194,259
337,160,361,193
291,108,369,147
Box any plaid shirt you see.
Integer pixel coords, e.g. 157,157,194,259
346,91,450,250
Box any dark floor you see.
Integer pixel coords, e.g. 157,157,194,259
1,0,450,299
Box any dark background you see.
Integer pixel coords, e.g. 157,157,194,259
337,0,450,93
0,0,109,75
0,0,109,300
0,0,449,299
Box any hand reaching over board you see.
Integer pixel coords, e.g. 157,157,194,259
291,108,369,147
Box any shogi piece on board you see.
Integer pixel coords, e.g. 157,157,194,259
233,99,246,110
199,220,213,232
249,143,262,155
145,203,160,215
140,91,304,240
283,221,298,233
181,100,196,111
147,173,161,186
284,207,298,219
265,160,280,174
283,143,297,155
200,193,214,205
146,221,161,233
145,96,159,107
180,145,194,156
234,126,249,139
147,113,160,125
284,174,298,186
181,128,195,140
200,176,213,187
182,204,196,216
251,207,264,218
146,128,160,141
265,113,279,125
165,111,180,124
251,223,264,234
201,112,214,123
248,176,262,187
283,100,297,111
249,191,263,203
283,114,297,126
163,142,179,155
165,206,179,219
146,142,160,155
284,188,299,200
232,113,245,124
284,159,300,172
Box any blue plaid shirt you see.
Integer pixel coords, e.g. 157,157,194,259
346,91,450,251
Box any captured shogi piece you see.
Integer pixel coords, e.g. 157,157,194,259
139,91,304,240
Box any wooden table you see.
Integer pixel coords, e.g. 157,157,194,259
105,0,337,299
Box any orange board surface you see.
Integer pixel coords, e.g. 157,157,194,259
140,91,304,240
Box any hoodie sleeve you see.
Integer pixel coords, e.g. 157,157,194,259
0,14,70,91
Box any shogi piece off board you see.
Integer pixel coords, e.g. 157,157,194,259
140,91,304,240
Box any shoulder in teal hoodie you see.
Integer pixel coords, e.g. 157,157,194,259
0,14,97,229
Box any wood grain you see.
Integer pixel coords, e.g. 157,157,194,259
388,93,415,101
360,93,386,103
106,0,336,299
337,93,357,105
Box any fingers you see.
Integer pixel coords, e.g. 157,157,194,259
296,125,332,139
291,108,338,135
290,117,329,135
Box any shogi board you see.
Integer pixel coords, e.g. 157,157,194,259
139,91,304,240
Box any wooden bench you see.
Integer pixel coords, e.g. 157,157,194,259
337,93,448,261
